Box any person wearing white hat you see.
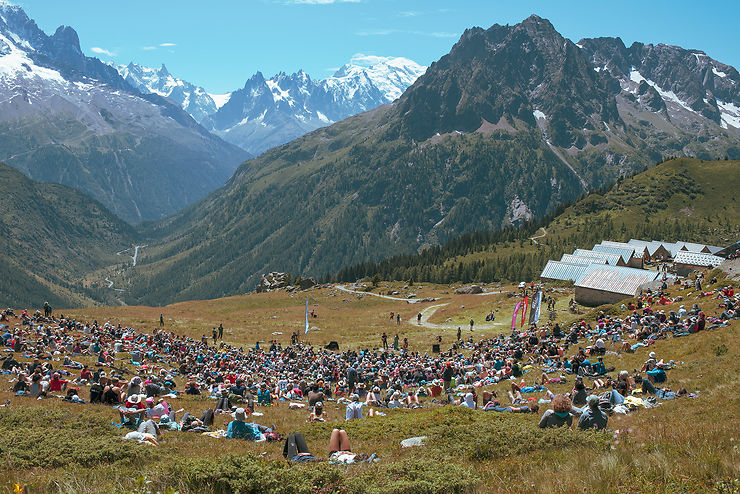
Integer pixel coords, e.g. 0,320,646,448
118,394,147,424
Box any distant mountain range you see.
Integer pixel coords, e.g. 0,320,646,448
117,57,427,156
125,15,740,304
0,2,248,223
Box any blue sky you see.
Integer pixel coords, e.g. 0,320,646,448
13,0,740,94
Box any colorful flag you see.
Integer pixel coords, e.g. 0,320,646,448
511,301,522,330
304,298,310,334
521,296,529,328
533,291,542,324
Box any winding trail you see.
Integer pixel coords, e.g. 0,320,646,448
530,227,547,245
414,303,504,330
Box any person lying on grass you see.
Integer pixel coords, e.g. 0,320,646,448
283,429,374,464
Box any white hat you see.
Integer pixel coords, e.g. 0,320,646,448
232,408,248,422
649,352,656,359
128,394,142,404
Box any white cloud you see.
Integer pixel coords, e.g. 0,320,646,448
326,66,340,72
356,29,395,36
90,46,116,57
398,11,418,17
142,46,156,51
159,42,176,47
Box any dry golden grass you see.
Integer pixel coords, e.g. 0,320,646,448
2,277,739,493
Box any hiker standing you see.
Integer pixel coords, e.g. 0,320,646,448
469,318,474,331
218,323,223,340
159,314,164,327
457,327,462,341
393,334,399,351
381,332,388,350
417,312,422,324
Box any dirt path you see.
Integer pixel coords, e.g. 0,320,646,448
412,303,504,330
530,227,547,245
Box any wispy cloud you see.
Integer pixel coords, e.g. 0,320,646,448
356,29,458,38
142,46,157,51
398,11,419,17
417,31,458,38
90,46,116,57
326,66,340,72
159,42,176,47
356,29,395,36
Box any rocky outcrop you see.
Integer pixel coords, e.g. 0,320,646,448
454,285,483,294
256,272,290,293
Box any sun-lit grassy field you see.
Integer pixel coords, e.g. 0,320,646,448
2,269,739,493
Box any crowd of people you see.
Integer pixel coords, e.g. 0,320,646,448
1,274,737,456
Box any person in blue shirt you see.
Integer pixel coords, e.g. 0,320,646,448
647,364,667,383
592,357,607,376
257,383,272,405
226,408,260,440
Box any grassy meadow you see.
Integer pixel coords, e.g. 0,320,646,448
2,267,739,493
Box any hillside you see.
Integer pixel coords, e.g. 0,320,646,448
3,266,739,493
334,158,739,284
0,163,135,308
124,16,740,305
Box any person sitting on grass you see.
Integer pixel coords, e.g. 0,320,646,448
578,394,608,430
646,363,667,384
460,392,477,409
215,388,231,413
12,372,30,396
308,401,327,422
538,394,573,428
365,386,383,407
185,379,201,395
257,383,272,405
571,378,588,406
118,394,147,426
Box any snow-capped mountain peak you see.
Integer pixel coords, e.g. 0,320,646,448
115,55,427,155
118,61,217,123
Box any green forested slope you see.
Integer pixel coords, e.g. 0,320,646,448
0,164,135,308
333,158,740,284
